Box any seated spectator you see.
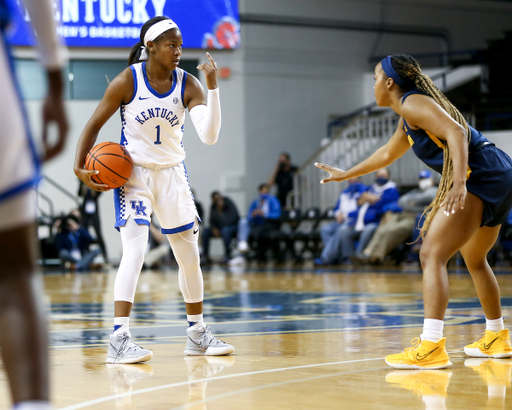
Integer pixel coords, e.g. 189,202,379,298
315,178,366,265
268,152,298,208
316,168,399,265
54,210,102,271
235,183,282,263
201,191,240,264
352,170,438,265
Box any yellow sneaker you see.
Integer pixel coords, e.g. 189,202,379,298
464,329,512,358
386,370,452,397
385,337,452,369
465,358,512,387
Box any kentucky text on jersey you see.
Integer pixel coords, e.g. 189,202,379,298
134,107,180,127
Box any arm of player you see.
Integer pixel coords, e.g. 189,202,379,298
73,68,133,191
400,94,468,215
24,0,69,162
24,0,67,70
185,53,221,145
315,118,411,184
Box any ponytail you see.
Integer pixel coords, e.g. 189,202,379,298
388,54,471,240
128,41,144,66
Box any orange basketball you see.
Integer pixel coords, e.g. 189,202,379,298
85,142,133,189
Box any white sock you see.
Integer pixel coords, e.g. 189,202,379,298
421,318,444,342
13,401,52,410
187,313,204,327
113,317,130,335
486,317,504,332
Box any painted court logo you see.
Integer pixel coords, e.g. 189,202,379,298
131,200,147,216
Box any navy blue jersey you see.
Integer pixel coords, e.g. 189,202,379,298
401,90,512,227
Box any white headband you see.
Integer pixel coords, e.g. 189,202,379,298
140,19,179,61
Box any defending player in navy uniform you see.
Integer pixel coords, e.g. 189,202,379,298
74,16,234,364
0,0,68,409
316,54,512,369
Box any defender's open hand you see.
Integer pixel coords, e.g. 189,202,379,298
315,162,348,184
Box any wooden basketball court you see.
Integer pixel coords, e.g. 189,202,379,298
1,264,511,409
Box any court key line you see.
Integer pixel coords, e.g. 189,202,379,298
57,356,386,410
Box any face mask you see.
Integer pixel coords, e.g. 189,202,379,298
419,178,434,191
260,193,269,200
375,178,388,186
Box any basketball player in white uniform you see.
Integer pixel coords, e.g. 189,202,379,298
0,1,68,409
74,17,234,363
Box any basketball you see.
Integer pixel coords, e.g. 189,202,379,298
85,142,133,189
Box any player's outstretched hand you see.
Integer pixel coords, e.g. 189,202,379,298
74,168,110,192
197,52,218,90
314,162,348,184
42,70,69,162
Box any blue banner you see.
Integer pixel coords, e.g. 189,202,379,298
7,0,240,49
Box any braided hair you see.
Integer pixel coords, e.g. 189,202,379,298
128,16,171,66
386,54,471,239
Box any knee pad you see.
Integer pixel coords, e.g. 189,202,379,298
167,221,203,303
114,218,149,303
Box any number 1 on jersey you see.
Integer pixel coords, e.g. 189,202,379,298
154,125,161,145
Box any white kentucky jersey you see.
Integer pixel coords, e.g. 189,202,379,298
120,62,188,166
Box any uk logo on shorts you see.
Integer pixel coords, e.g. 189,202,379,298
131,200,147,216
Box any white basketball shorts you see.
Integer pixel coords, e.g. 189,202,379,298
0,34,39,232
114,162,200,233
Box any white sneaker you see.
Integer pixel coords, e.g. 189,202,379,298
184,325,235,356
238,240,249,252
106,332,153,364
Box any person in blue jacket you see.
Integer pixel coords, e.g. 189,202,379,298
315,178,366,265
242,183,282,262
54,211,101,271
335,168,400,263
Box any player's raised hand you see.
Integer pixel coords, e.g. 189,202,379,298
197,52,218,90
42,70,69,162
74,168,110,192
315,162,348,184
